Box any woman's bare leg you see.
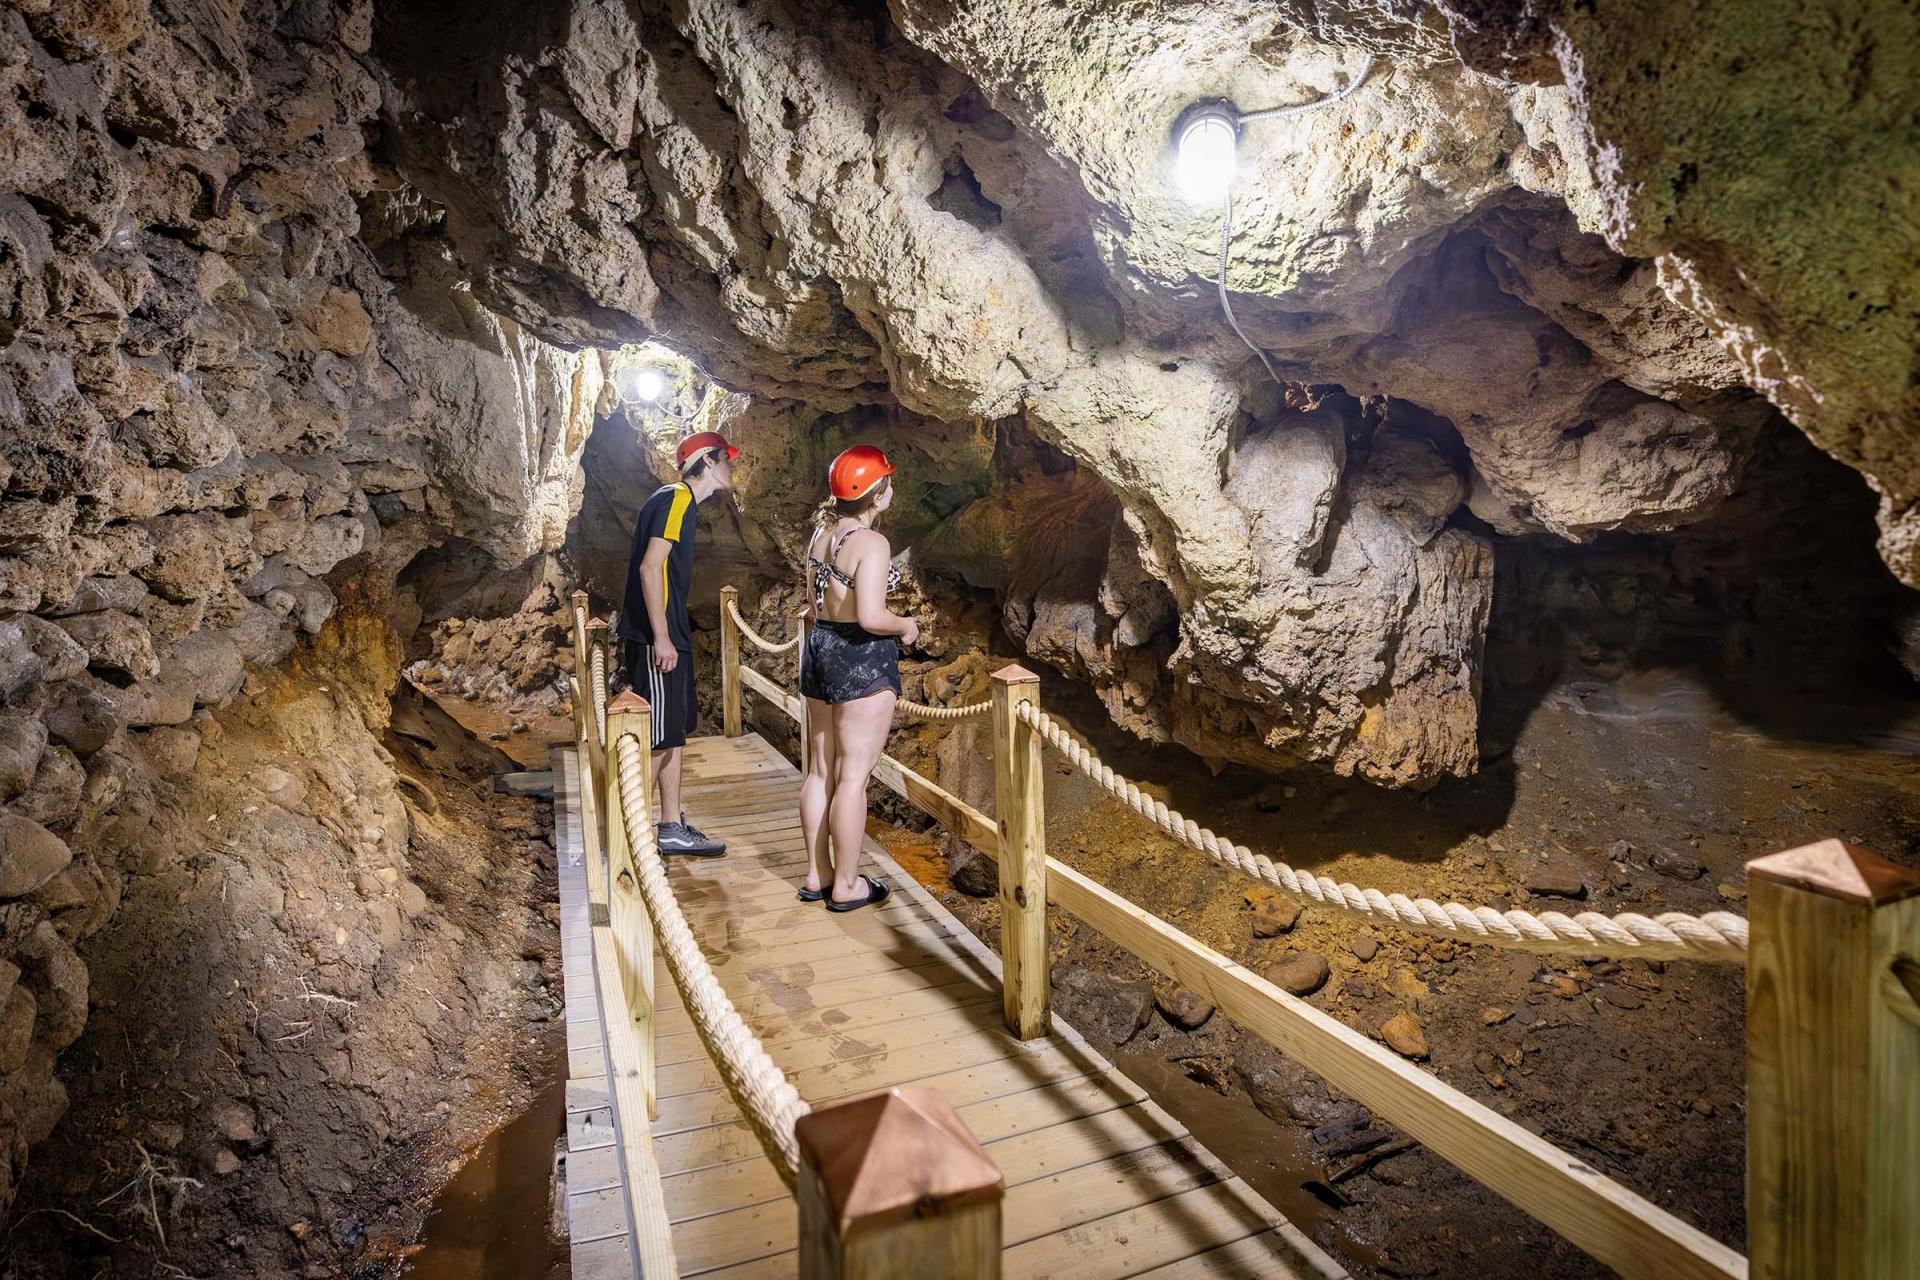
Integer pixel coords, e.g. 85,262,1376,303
799,697,836,894
828,690,896,902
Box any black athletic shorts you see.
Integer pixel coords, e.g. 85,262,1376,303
623,641,697,749
799,619,901,705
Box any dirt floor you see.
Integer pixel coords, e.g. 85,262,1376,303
862,659,1920,1279
0,625,564,1280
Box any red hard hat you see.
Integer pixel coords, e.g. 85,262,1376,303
827,444,893,500
676,430,740,472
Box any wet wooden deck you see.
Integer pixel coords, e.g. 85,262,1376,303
566,731,1345,1278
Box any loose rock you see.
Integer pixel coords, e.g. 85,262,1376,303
1379,1011,1429,1059
1349,937,1379,963
942,833,997,897
0,815,74,898
1153,983,1215,1031
1245,887,1302,937
1266,952,1330,997
1052,966,1152,1046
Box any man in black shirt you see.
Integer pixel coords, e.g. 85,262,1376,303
618,429,740,857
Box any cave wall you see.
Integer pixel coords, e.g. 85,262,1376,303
369,0,1917,789
0,0,594,1218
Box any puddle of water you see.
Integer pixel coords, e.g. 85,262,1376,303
1115,1048,1340,1243
402,1072,571,1280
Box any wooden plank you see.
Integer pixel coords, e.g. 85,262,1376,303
656,1071,1146,1177
650,931,1001,1015
1002,1179,1275,1277
991,666,1048,1039
665,1098,1195,1240
1045,855,1746,1280
651,982,1001,1067
592,922,677,1279
654,1036,1090,1137
738,663,802,723
1135,1227,1350,1280
652,951,990,1028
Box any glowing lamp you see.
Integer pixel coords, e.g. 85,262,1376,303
618,365,668,403
1173,101,1239,205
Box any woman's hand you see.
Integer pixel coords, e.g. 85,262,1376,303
898,617,920,647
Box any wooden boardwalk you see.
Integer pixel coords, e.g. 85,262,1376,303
572,730,1345,1279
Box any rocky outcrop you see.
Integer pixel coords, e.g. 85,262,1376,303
367,0,1878,786
0,0,595,1219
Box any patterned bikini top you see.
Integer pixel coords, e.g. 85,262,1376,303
807,525,902,611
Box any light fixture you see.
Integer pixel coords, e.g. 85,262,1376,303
1173,61,1376,385
618,365,667,403
1173,101,1239,206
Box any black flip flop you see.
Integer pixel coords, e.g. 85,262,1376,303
826,874,891,913
796,885,826,903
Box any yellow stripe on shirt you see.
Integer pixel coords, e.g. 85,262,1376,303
662,483,692,541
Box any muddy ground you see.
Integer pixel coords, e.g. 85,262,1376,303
858,658,1920,1280
0,624,563,1280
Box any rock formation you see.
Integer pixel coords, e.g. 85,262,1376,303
0,0,590,1222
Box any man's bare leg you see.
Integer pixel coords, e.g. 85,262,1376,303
654,746,683,826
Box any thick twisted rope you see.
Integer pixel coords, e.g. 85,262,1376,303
897,698,992,721
1016,704,1749,964
725,599,800,655
612,734,811,1184
589,642,608,745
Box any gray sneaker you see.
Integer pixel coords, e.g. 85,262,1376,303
657,815,726,858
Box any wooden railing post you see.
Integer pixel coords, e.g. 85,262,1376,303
795,1086,1003,1280
605,690,658,1117
720,584,743,738
990,665,1047,1040
584,616,611,802
1746,838,1920,1279
569,589,591,747
797,606,813,776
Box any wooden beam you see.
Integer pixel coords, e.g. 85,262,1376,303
1043,855,1745,1280
1746,838,1920,1279
739,662,803,724
720,585,743,738
991,666,1047,1041
592,921,680,1279
869,753,999,856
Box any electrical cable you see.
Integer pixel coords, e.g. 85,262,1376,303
1213,57,1376,386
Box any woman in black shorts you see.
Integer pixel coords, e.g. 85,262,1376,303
796,445,919,911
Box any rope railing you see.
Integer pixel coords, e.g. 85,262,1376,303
590,641,608,745
611,732,811,1186
1016,702,1751,965
897,697,992,721
724,598,800,655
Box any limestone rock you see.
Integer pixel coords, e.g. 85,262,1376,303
42,679,124,755
18,922,88,1051
1233,1036,1343,1127
1379,1011,1429,1060
0,715,47,802
1153,984,1215,1031
942,832,997,898
0,816,72,899
0,987,34,1073
1266,952,1330,997
54,610,160,680
1051,966,1152,1046
13,746,83,831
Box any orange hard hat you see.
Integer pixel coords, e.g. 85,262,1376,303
827,444,894,500
676,430,740,472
